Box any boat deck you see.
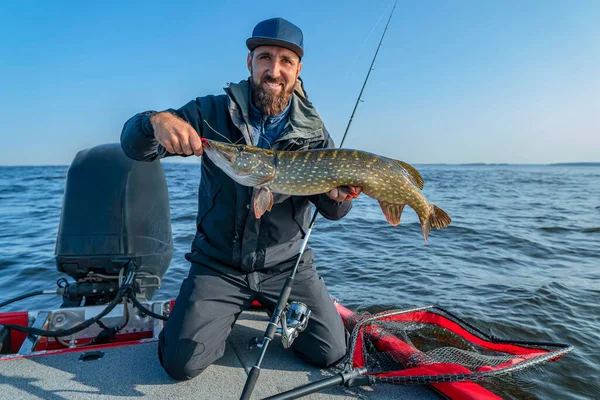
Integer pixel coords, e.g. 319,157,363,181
0,311,442,399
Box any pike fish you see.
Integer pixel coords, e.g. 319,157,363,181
201,139,451,242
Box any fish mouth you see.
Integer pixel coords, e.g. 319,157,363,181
201,138,214,151
202,139,234,163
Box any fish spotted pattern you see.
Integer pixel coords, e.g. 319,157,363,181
201,139,451,242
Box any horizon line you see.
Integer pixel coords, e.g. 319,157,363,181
1,161,599,168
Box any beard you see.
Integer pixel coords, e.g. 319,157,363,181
251,68,296,116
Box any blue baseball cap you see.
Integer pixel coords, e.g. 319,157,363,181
246,17,304,59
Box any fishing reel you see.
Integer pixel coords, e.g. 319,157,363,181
279,302,312,349
247,301,312,351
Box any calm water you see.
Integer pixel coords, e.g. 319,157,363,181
0,163,598,400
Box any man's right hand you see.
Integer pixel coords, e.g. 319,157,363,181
150,112,203,156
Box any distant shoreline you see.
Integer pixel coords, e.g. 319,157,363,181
547,162,600,167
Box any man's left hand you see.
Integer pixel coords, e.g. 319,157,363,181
326,186,362,202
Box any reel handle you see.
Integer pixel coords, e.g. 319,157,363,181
247,336,263,350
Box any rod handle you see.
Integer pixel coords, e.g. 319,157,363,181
263,374,344,400
240,367,261,400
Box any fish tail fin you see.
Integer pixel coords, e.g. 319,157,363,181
431,205,451,229
420,204,451,243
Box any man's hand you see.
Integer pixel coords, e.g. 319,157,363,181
150,112,203,156
326,186,362,202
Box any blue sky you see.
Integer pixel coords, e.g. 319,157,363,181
1,0,598,165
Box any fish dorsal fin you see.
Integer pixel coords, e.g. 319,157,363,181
392,160,424,190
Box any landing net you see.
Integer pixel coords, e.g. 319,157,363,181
343,305,572,385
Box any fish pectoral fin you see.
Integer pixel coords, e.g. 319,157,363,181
244,171,276,186
254,187,274,218
378,201,405,226
256,173,276,186
392,160,424,190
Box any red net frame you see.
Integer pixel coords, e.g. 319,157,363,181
343,305,572,385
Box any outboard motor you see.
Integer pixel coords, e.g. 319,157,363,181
55,143,172,306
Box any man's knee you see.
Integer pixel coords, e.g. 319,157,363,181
158,334,214,381
294,340,347,368
317,341,347,367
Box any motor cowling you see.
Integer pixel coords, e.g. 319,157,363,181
55,143,173,303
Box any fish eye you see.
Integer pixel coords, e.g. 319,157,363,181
237,145,246,152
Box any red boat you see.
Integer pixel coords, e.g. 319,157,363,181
0,297,505,400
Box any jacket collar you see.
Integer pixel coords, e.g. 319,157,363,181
224,79,324,146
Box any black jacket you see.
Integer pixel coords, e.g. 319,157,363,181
121,79,352,272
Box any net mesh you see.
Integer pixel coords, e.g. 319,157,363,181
344,306,572,385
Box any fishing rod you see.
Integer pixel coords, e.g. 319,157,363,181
239,2,398,399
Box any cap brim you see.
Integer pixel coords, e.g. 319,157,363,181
246,37,303,58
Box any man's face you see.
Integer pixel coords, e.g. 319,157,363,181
247,45,303,115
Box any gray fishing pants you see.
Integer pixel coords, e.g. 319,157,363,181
157,249,347,381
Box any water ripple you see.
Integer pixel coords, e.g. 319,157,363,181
0,164,599,399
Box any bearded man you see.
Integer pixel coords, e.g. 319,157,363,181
121,17,360,381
